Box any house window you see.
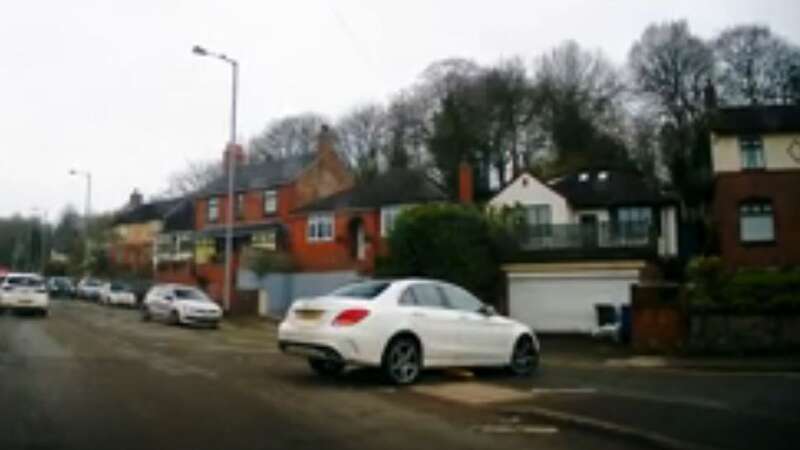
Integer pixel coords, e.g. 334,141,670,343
616,207,652,236
235,193,245,219
263,190,277,215
739,201,774,243
381,206,405,237
207,198,219,222
739,136,765,169
307,214,334,242
526,205,552,236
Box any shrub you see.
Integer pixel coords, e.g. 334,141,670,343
686,257,800,311
243,249,294,276
377,204,503,304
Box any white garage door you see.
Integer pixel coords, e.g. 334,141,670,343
508,271,638,334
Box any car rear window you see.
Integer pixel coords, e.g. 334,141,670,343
7,276,44,287
110,283,128,291
329,281,391,299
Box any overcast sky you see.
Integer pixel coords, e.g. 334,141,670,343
1,0,798,220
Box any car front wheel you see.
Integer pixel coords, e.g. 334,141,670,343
382,336,422,385
141,306,151,322
509,335,539,376
308,358,345,377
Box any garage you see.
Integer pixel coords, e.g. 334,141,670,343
506,262,644,334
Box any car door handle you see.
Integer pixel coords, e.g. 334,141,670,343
411,312,427,318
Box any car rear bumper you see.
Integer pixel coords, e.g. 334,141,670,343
277,322,380,366
1,297,48,310
182,315,220,327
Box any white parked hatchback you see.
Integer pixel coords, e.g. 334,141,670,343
0,273,49,315
278,279,540,385
100,282,137,307
142,284,222,327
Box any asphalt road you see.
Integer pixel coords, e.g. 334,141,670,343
0,300,648,450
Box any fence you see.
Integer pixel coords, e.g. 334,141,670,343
238,269,362,317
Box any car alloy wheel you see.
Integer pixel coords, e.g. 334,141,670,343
169,310,180,326
509,336,539,376
308,358,345,377
383,337,421,385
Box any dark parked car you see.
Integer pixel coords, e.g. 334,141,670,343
48,277,76,299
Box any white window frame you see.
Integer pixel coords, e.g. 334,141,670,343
739,135,765,170
207,197,219,222
307,214,334,242
263,190,278,215
381,205,406,237
739,201,775,243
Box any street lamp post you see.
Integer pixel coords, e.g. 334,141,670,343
192,44,239,312
69,169,92,270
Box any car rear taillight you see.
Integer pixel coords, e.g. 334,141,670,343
332,308,370,326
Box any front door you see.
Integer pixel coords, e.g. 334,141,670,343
580,214,599,247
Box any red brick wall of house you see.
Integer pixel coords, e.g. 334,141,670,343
289,210,384,273
713,171,800,268
155,262,196,285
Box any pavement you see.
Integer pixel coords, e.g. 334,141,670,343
2,301,798,450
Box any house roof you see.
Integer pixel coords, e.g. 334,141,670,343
199,153,317,197
296,168,448,213
709,105,800,134
548,169,676,208
113,198,183,225
162,198,194,232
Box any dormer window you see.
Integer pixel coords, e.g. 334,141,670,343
598,171,609,181
578,172,590,182
739,136,765,169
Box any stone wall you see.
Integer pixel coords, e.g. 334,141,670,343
687,312,800,354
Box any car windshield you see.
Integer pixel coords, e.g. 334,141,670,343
7,276,44,287
329,281,391,300
84,279,101,287
173,288,210,302
110,283,128,292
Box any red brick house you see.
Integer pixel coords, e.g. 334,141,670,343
709,105,800,268
187,126,355,306
288,167,450,273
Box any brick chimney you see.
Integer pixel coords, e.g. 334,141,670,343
223,143,246,171
458,161,474,204
129,189,143,208
317,124,336,156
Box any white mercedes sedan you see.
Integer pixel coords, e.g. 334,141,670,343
278,279,540,385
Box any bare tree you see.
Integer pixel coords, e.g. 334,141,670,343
335,103,388,179
628,20,715,207
714,24,800,105
629,21,714,124
532,41,629,172
249,112,327,161
162,160,223,197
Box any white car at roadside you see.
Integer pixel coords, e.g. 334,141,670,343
100,282,137,307
278,278,540,385
142,284,222,328
0,273,49,315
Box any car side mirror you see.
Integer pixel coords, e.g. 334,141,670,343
479,305,496,316
164,295,175,301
